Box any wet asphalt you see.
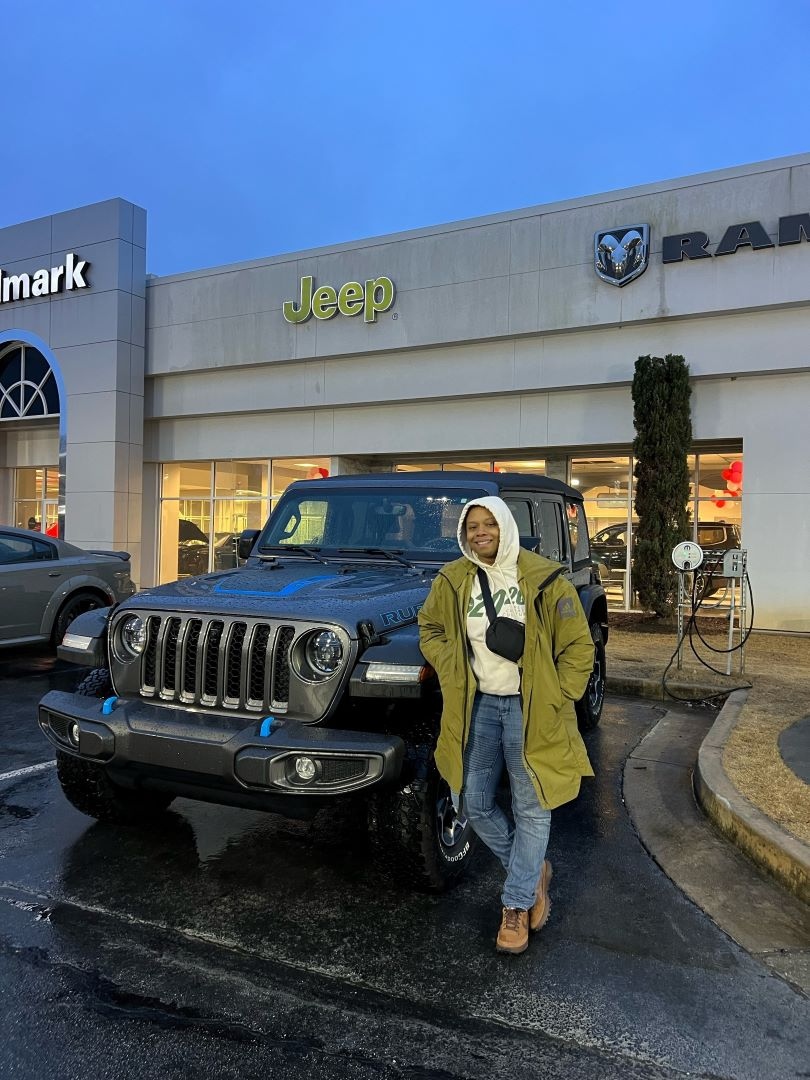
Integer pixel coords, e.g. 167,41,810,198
1,649,809,1080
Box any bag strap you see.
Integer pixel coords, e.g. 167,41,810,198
476,567,498,626
478,563,567,624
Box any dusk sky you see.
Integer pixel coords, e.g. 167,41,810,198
3,1,807,276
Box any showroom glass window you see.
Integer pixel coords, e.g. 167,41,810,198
0,343,59,420
159,457,329,581
572,452,742,611
13,467,60,535
1,343,61,535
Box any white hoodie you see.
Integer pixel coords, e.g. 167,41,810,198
457,496,526,695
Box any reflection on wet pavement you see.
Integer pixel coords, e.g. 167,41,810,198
3,659,809,1079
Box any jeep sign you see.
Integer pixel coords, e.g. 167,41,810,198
0,252,90,305
283,275,395,324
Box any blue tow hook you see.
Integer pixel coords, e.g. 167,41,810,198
101,696,118,716
259,716,277,737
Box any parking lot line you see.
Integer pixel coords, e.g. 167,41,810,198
0,761,55,784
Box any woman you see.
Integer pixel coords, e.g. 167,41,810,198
418,496,595,954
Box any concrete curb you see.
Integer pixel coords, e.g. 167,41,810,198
609,675,810,906
694,689,810,905
607,674,728,703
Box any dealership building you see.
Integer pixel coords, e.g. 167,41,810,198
1,153,808,631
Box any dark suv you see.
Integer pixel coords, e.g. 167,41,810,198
590,522,633,585
39,473,608,892
693,522,742,594
591,520,741,596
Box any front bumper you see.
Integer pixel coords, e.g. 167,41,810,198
39,690,404,806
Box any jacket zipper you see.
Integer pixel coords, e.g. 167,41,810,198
519,566,564,805
458,569,474,801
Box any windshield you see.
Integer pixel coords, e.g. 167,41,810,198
258,487,487,558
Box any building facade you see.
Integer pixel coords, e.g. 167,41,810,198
1,154,808,630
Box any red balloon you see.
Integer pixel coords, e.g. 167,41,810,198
721,468,733,481
715,500,726,508
731,460,743,472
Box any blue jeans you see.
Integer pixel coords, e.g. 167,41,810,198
459,692,551,910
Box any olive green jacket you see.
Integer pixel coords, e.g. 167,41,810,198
418,550,595,810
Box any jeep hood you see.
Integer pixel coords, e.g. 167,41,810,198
120,561,434,637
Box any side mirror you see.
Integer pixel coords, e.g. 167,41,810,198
519,535,540,553
237,529,261,561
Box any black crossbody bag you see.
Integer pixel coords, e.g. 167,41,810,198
476,567,525,663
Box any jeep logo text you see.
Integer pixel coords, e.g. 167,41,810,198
283,275,395,324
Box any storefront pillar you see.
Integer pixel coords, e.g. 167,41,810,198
544,456,568,483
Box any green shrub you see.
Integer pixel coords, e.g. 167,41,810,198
632,355,692,616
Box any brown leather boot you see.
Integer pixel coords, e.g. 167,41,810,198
529,859,553,931
496,907,529,954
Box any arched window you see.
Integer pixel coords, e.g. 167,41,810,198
0,342,60,420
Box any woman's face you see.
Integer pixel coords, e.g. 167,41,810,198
465,505,500,564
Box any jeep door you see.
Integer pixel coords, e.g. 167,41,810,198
563,498,594,588
502,493,568,566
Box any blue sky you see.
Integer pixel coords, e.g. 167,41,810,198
2,1,807,276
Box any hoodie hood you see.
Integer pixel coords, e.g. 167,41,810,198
457,496,520,571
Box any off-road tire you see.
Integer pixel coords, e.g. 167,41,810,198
75,668,114,698
575,623,606,732
53,590,107,647
55,669,174,824
56,752,174,824
368,743,478,892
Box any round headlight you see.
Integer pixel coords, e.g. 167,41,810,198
119,615,147,658
305,630,343,676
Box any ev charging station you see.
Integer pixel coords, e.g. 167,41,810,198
672,542,749,674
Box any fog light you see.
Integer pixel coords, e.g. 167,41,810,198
68,722,80,747
294,756,317,781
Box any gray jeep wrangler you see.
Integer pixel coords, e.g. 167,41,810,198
39,472,608,891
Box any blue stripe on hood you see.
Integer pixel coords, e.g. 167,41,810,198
212,572,340,598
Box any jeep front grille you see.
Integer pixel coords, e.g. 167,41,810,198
140,615,296,713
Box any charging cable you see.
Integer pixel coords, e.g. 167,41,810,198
662,567,754,705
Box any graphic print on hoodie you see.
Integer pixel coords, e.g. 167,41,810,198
457,496,526,696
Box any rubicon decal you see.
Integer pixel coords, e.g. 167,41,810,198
379,603,422,628
0,252,90,304
283,274,395,324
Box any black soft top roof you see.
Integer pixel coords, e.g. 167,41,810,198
286,471,581,501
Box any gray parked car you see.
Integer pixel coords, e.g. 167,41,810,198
0,526,135,649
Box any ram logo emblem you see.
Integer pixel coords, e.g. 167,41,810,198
594,224,650,286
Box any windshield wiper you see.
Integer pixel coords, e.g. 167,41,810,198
337,547,416,569
257,544,327,564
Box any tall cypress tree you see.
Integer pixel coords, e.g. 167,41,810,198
632,354,692,616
